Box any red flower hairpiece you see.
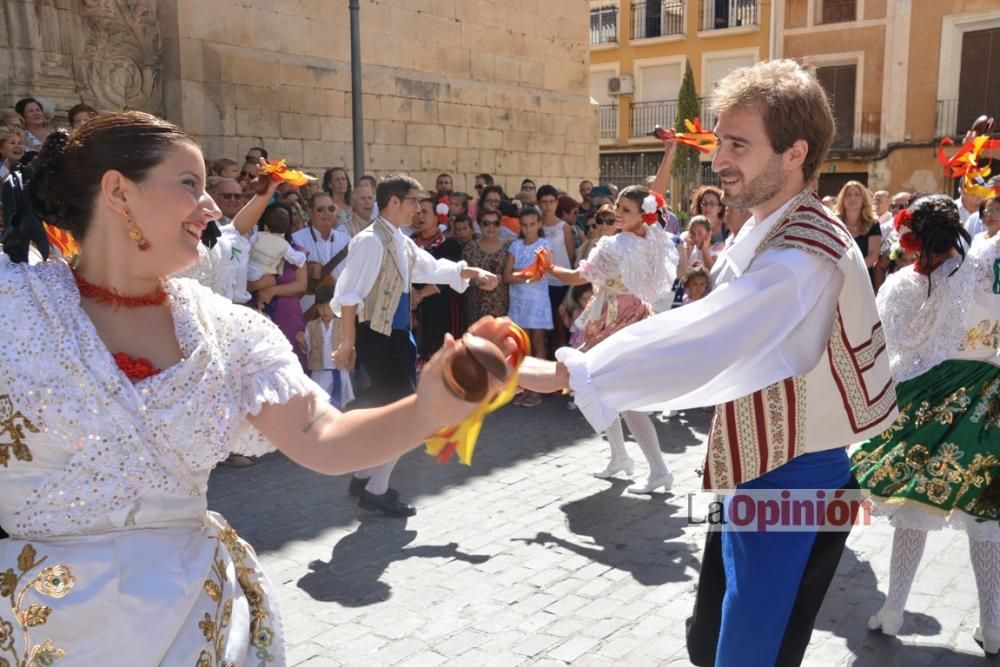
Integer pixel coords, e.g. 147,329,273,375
893,208,923,255
641,192,666,224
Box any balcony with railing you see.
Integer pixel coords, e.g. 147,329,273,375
590,4,619,45
935,99,999,138
600,105,619,140
630,1,685,40
630,99,679,138
699,0,759,31
829,111,882,153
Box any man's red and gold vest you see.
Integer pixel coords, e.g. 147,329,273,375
703,192,898,489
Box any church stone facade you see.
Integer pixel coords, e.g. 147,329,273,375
0,0,598,192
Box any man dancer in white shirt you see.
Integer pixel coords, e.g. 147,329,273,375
516,60,897,666
332,175,499,517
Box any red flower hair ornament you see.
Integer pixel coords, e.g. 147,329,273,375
641,192,666,225
893,208,923,254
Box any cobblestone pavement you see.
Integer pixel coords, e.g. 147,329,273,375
208,397,995,666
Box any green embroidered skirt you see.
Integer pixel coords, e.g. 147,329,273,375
851,359,1000,523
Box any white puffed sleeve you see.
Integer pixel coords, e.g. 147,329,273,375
876,256,973,382
226,307,329,455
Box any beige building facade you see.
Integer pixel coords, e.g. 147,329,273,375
778,0,1000,197
1,0,598,193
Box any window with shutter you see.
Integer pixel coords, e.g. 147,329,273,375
820,0,855,24
816,64,857,150
957,27,1000,136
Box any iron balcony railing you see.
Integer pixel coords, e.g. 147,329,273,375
630,99,679,138
829,111,882,152
590,4,619,45
630,1,685,40
699,0,759,31
600,105,619,140
935,99,999,138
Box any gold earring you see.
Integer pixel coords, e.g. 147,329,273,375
122,209,150,251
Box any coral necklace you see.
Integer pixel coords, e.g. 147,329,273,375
72,268,166,380
72,268,167,308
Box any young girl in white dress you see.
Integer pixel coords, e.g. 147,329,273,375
0,111,511,665
504,207,553,407
544,186,679,493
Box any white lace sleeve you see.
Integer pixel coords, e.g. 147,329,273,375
578,236,621,284
620,224,679,305
228,308,328,456
876,257,973,382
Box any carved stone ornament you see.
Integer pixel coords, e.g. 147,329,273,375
75,0,161,112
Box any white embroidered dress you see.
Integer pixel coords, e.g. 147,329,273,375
0,258,322,665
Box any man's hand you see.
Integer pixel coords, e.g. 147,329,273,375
307,262,322,281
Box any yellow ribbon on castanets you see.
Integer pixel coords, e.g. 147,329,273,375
424,322,530,465
260,159,317,187
43,223,80,260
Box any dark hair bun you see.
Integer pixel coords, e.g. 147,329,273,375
27,129,73,230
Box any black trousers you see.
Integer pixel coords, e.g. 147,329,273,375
686,476,858,667
353,323,416,409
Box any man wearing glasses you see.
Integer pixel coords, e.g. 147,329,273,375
211,177,246,226
332,175,500,517
474,173,494,193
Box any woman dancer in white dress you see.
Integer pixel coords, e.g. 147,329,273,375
544,185,679,493
0,112,507,665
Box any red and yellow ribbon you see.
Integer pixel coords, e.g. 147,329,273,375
671,118,719,154
938,135,1000,198
43,223,79,260
512,247,552,283
260,159,317,187
424,322,531,465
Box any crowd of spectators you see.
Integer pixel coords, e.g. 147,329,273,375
2,96,995,417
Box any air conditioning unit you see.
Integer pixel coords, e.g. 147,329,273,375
607,75,634,96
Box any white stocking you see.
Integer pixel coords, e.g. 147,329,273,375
355,458,398,496
969,534,1000,630
604,416,629,462
622,411,669,479
883,527,927,613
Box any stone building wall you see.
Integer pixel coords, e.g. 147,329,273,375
2,0,598,194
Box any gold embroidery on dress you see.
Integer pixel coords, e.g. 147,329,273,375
197,523,275,667
971,380,1000,429
0,396,38,468
0,544,75,666
913,388,971,427
854,440,1000,519
960,319,1000,351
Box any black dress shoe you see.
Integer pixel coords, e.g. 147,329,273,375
358,489,416,517
348,476,368,497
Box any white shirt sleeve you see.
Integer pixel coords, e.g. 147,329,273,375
556,248,845,433
332,234,384,315
408,238,471,293
302,326,313,353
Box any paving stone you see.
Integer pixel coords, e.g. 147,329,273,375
206,401,986,665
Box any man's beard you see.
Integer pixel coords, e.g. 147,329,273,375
720,155,784,209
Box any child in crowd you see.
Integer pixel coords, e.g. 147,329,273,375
451,214,476,246
449,191,470,219
560,282,593,349
503,206,553,407
212,158,240,180
295,285,353,409
680,266,710,304
0,125,25,180
682,215,716,271
247,203,307,312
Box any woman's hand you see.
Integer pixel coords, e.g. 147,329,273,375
257,287,275,309
415,334,499,429
332,342,355,371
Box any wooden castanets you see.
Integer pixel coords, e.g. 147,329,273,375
971,115,995,136
442,334,510,403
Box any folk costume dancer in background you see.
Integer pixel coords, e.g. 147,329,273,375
851,196,1000,654
543,184,679,494
333,175,499,517
517,60,898,667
